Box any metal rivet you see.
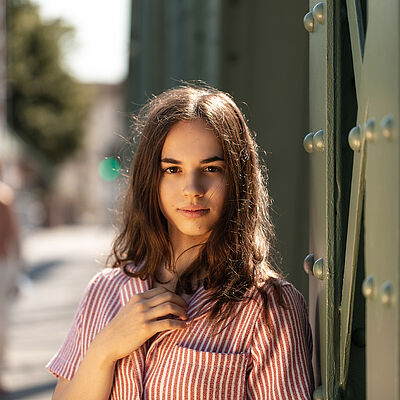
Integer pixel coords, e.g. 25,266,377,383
362,275,375,299
312,2,324,24
303,254,314,275
303,132,314,153
348,125,361,152
303,11,314,33
364,118,376,143
313,386,324,400
380,281,394,306
313,258,324,280
381,114,394,141
313,130,324,152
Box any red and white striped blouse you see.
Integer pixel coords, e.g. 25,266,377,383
46,266,314,399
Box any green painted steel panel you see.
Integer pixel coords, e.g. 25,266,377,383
218,0,310,300
307,1,342,398
362,1,399,398
128,0,311,298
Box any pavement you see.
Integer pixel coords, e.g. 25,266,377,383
0,224,115,400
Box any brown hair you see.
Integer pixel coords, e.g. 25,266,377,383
107,84,285,328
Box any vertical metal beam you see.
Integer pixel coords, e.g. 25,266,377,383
339,121,367,389
325,1,341,397
345,0,364,104
362,1,399,398
307,1,341,398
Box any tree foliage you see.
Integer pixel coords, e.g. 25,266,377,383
6,0,91,170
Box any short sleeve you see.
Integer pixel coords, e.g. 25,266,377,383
246,283,314,399
45,271,103,380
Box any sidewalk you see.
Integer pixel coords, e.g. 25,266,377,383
0,224,115,400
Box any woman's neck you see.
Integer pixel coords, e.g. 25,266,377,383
168,229,208,275
154,240,206,291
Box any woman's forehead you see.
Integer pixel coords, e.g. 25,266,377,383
161,120,223,159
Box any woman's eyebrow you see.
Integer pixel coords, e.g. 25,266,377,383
161,156,224,164
201,156,224,164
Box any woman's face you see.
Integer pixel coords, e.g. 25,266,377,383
159,120,227,245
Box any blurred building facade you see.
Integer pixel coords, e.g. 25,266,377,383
53,83,126,227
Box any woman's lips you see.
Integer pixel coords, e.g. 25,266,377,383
178,208,210,218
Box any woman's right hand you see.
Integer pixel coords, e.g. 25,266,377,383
92,287,188,363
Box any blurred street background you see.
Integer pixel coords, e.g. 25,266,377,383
0,0,310,397
1,225,114,399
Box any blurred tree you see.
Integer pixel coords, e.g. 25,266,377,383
6,0,91,184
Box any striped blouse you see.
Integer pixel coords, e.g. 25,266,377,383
46,266,314,399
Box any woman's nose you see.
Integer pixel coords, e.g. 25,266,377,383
182,172,204,197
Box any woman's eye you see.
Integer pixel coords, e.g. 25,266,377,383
163,166,180,174
162,165,223,174
204,166,221,173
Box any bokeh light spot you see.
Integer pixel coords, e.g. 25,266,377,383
99,157,121,181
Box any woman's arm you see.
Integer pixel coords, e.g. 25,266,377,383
52,339,116,400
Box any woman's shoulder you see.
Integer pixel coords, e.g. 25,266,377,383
253,278,309,319
89,265,129,283
83,266,133,300
244,279,312,352
266,279,306,301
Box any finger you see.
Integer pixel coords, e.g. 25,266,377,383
137,287,170,299
146,302,188,321
144,290,188,309
150,318,187,334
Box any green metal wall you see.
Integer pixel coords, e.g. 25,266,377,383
305,0,400,398
217,0,310,300
127,0,220,110
127,1,400,398
126,0,310,302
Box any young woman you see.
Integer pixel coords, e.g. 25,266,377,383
46,85,314,399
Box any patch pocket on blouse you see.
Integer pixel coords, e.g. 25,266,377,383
169,345,249,400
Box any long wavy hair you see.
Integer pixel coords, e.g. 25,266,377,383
107,84,285,328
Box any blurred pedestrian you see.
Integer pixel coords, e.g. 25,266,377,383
0,161,22,394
